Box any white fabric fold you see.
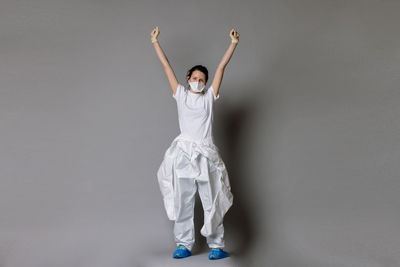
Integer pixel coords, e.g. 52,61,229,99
157,133,233,237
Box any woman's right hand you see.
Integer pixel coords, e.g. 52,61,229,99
151,26,159,43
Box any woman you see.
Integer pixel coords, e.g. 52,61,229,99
151,26,239,260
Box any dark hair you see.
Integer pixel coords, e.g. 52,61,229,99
186,65,208,84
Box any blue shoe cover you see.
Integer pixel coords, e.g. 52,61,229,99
208,248,229,260
172,245,192,258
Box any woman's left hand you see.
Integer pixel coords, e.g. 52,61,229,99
230,29,239,44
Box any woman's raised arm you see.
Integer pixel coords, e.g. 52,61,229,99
151,26,179,95
211,29,239,97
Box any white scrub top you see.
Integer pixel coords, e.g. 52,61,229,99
173,83,219,145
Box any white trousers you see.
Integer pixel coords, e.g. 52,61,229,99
157,134,233,251
173,153,225,250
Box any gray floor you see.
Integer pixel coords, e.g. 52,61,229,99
137,250,241,267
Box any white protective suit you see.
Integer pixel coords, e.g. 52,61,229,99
157,83,233,250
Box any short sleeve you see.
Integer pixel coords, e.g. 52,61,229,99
208,85,220,101
172,83,184,101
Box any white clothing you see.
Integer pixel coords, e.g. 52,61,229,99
157,84,233,250
173,83,219,142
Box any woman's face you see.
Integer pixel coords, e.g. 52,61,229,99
187,70,207,85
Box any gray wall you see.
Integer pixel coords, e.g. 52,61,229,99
1,0,399,266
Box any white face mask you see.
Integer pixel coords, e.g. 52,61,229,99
189,81,206,92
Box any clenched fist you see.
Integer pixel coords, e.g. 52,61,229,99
151,26,159,43
230,29,239,44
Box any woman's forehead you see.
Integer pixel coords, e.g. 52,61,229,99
191,70,206,78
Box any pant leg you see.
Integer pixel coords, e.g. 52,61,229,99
197,178,225,249
173,176,197,251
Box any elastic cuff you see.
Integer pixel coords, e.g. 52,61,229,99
177,243,193,251
209,245,224,249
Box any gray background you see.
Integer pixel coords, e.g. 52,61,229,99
1,0,399,266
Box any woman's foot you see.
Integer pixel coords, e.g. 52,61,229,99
208,248,229,260
172,244,192,258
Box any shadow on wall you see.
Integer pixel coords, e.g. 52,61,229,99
214,85,269,259
218,98,256,258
